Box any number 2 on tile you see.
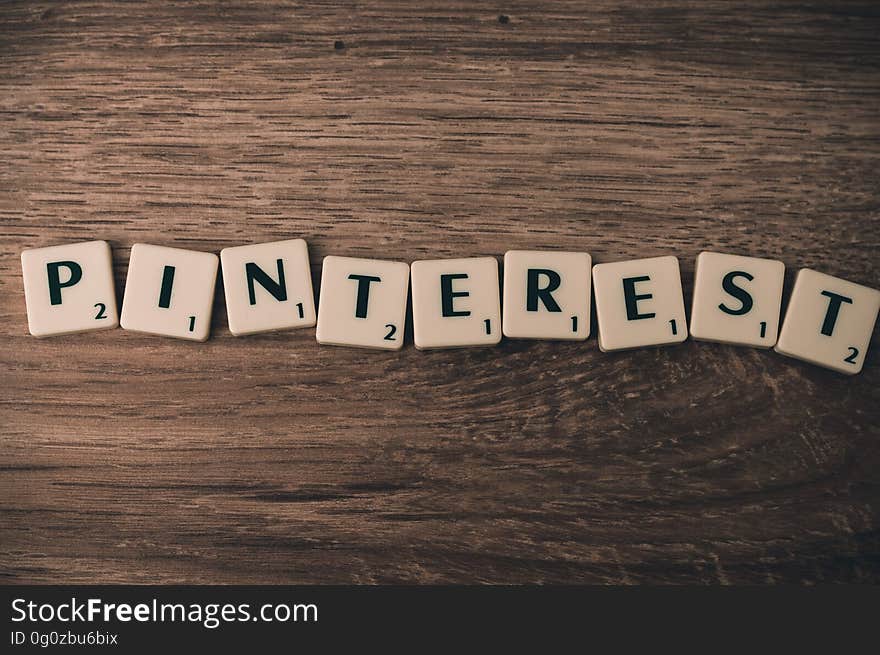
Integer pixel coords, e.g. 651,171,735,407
94,303,107,320
844,347,859,364
384,324,397,341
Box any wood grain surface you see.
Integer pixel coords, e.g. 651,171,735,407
2,1,879,584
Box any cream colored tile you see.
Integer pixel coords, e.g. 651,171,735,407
690,251,784,348
502,250,591,340
121,244,218,341
315,256,409,350
21,240,118,337
221,239,315,336
593,255,687,352
411,257,501,350
775,268,880,374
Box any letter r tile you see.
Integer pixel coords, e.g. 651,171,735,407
502,250,591,341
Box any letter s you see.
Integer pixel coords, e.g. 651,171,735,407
719,270,754,316
11,598,26,621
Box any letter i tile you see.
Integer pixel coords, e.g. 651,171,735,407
120,244,219,341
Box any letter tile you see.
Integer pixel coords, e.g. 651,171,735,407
411,257,501,350
502,250,591,340
120,244,218,341
689,251,785,348
21,240,118,337
593,255,687,352
315,256,409,350
220,239,316,336
775,268,880,374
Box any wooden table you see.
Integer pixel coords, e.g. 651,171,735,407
2,1,878,584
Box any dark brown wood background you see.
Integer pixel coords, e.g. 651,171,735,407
1,0,879,584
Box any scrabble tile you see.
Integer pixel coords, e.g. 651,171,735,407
411,257,501,350
21,240,118,337
220,239,316,336
502,250,591,340
120,244,218,341
593,255,687,352
315,256,409,350
689,251,785,348
774,268,880,375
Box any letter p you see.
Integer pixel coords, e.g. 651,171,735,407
47,261,83,305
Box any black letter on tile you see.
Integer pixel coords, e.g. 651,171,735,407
46,261,82,305
820,290,853,336
441,273,471,317
526,269,562,312
158,266,175,308
348,274,381,318
622,276,655,320
247,259,287,305
719,270,754,315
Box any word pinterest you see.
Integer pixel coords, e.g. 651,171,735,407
20,240,880,375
